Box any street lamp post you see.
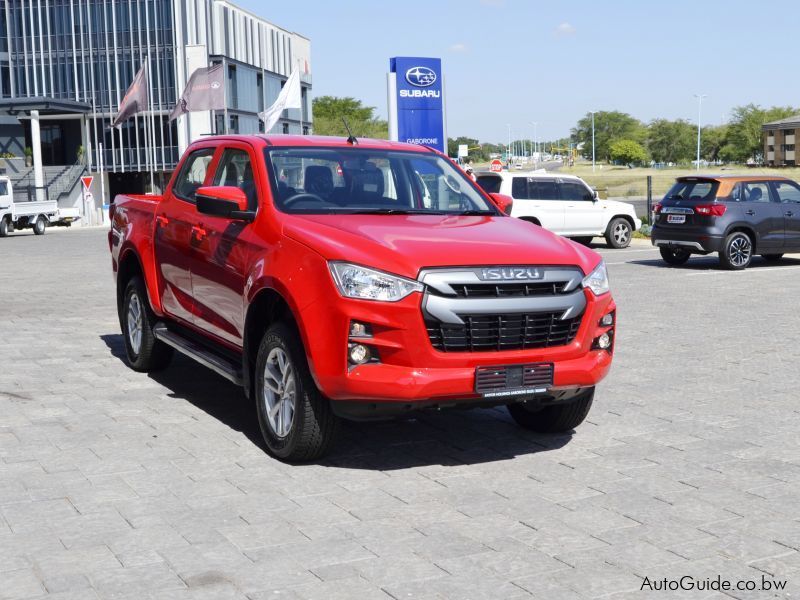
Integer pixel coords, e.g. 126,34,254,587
694,94,707,171
506,124,511,167
530,121,538,165
590,111,597,173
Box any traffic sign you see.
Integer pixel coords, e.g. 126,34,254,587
490,159,503,173
81,176,94,190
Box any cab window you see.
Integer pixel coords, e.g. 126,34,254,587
559,182,593,201
535,180,559,201
772,181,800,203
212,148,258,210
173,148,215,202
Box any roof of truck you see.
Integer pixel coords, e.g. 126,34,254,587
194,134,438,152
676,175,793,182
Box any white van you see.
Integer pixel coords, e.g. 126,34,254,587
475,171,642,248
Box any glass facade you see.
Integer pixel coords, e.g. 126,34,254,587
0,0,312,174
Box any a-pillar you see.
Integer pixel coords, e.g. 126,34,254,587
29,110,44,202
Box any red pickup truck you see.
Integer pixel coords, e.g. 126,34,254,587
109,135,615,461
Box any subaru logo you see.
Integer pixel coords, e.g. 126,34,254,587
405,66,437,87
478,267,542,281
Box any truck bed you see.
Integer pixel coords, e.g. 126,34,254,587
10,200,58,218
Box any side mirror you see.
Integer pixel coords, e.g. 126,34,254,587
592,190,599,202
196,186,254,222
489,193,514,215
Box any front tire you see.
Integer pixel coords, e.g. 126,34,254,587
0,218,7,237
255,322,340,461
719,231,753,270
659,246,691,266
120,276,173,372
507,388,594,433
605,217,632,248
33,216,47,235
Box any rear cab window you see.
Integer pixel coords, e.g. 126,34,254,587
665,180,719,203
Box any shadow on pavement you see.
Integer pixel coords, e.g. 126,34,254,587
102,333,573,469
627,256,800,271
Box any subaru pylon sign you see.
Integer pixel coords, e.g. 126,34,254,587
387,57,446,153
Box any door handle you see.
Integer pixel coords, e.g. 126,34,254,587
155,215,169,227
745,210,756,216
191,225,207,241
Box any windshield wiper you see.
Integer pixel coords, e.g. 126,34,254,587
349,208,444,215
452,210,497,216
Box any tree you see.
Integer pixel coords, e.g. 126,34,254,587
646,119,695,164
725,104,799,162
311,96,389,139
571,111,645,162
609,139,648,166
700,125,728,162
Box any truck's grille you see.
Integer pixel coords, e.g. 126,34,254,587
426,312,582,352
450,282,568,298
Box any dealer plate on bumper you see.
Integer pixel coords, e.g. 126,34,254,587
475,363,554,398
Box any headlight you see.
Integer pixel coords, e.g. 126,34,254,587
582,261,610,296
329,262,423,301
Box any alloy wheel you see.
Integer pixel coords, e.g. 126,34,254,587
262,348,296,438
728,236,751,267
613,222,630,246
126,293,143,355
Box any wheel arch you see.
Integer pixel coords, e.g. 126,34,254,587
724,224,758,252
518,216,541,227
242,286,301,400
116,247,146,314
609,214,636,231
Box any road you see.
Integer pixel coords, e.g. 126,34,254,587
1,228,799,599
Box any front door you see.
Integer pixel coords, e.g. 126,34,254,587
770,180,800,249
740,181,784,250
189,144,260,348
559,180,604,235
154,147,215,325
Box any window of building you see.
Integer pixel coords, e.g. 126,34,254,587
228,65,238,109
256,73,264,112
282,123,289,134
229,115,239,134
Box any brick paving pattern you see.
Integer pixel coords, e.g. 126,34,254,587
1,228,798,599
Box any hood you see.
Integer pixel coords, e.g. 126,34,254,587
600,199,637,215
281,214,601,279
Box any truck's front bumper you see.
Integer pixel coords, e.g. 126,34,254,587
299,285,616,409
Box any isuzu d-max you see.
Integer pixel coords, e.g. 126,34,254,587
109,135,615,461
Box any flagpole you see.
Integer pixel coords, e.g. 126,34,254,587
145,56,156,192
222,57,229,134
298,60,303,135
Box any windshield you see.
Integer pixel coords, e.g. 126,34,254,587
264,147,498,215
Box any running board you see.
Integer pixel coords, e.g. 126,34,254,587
153,323,243,386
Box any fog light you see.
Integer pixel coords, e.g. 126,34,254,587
597,332,611,349
349,321,370,337
349,343,370,365
600,313,614,327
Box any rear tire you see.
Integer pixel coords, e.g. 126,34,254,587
255,322,340,461
33,216,46,235
762,254,784,262
605,217,632,248
120,276,173,372
659,246,691,266
0,218,7,238
719,231,753,270
507,388,594,433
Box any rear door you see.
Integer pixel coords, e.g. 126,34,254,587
559,180,604,234
188,143,260,347
740,181,784,250
155,147,215,325
508,176,564,231
770,180,800,249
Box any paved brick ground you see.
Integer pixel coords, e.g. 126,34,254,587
1,228,799,599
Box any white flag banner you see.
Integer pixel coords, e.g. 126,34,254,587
259,68,302,133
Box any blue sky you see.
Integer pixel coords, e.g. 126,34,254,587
237,0,800,144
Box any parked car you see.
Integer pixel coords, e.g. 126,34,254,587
475,171,642,248
651,175,800,270
110,135,616,461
